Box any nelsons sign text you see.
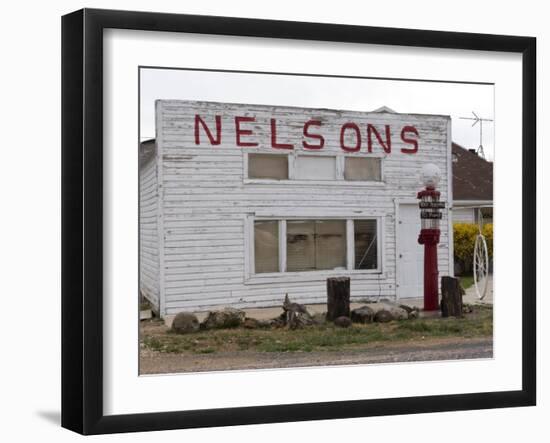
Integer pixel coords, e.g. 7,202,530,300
192,114,420,154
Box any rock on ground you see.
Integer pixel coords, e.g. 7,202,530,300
202,308,246,329
268,314,287,328
351,306,375,324
334,316,352,328
376,302,409,320
408,309,419,319
286,310,314,329
399,304,420,319
374,309,394,323
171,312,200,334
351,301,411,322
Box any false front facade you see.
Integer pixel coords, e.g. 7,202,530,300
139,100,453,317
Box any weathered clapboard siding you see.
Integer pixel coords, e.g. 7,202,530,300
139,145,160,311
151,100,452,316
452,207,476,223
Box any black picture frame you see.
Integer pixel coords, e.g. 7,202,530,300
61,8,536,435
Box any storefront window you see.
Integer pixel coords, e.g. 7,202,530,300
286,220,346,271
354,220,378,269
254,220,279,273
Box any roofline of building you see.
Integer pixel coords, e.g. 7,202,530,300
155,99,452,120
452,141,493,163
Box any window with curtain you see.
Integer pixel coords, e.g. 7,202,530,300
286,220,346,271
354,220,378,269
344,157,381,181
248,153,289,179
254,220,279,273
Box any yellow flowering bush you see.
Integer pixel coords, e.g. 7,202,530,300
453,223,493,272
482,223,493,259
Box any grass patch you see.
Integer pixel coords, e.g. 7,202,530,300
397,306,492,338
141,305,492,355
254,325,391,353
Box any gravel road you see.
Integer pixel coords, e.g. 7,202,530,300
140,336,493,375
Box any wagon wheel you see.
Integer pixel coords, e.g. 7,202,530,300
473,234,489,300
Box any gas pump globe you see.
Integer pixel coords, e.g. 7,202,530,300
417,164,446,311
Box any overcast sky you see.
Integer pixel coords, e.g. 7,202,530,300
140,68,494,160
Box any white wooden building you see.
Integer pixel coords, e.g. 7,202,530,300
140,100,453,317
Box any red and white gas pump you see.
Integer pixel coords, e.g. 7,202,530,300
417,164,446,312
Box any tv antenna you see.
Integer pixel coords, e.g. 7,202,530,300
459,111,493,159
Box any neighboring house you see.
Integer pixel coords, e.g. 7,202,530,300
452,142,493,224
140,100,453,317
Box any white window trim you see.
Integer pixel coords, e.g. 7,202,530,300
243,151,386,185
245,214,384,285
279,220,287,273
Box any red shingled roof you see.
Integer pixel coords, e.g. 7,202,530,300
453,142,493,201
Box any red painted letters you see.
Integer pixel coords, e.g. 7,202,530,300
235,116,258,147
192,114,419,154
270,118,294,149
302,120,324,150
339,122,362,152
194,115,221,145
400,126,419,154
367,124,392,153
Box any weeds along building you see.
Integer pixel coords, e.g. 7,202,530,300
140,100,453,317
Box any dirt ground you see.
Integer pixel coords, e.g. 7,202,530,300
140,333,493,375
139,303,493,375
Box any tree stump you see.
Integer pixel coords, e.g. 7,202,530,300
440,276,463,318
326,277,350,321
282,294,313,329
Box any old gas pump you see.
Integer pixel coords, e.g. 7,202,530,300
417,164,446,311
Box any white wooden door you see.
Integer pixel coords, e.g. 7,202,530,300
397,204,424,299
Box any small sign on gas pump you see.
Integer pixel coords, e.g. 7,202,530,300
419,201,446,209
420,211,443,219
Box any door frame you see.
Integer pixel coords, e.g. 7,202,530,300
394,198,454,301
395,198,420,301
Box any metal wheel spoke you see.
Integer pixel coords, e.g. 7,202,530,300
473,234,489,300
